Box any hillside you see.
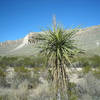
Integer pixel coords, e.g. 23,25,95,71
0,25,100,56
75,25,100,55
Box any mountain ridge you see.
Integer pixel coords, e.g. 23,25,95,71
0,25,100,56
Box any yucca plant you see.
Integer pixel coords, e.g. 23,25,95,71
37,23,82,100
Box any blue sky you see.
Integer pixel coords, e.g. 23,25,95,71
0,0,100,42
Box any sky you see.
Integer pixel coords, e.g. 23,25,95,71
0,0,100,42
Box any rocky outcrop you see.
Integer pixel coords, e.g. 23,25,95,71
0,39,23,47
0,32,40,47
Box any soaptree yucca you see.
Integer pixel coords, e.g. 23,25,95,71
38,24,81,100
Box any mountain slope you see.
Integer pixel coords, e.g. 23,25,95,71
0,25,100,56
75,25,100,55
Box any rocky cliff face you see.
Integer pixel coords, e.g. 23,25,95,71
0,39,23,47
0,32,41,56
0,32,40,47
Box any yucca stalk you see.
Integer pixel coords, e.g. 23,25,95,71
38,24,81,100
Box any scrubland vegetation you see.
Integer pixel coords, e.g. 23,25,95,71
0,54,100,100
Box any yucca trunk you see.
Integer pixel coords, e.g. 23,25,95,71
54,54,70,100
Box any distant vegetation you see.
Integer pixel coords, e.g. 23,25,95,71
0,55,100,68
73,55,100,68
0,55,100,80
0,56,46,68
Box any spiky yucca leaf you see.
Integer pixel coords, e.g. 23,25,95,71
39,26,80,63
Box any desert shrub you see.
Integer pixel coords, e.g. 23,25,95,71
13,66,40,89
89,55,100,68
14,66,30,73
83,55,100,68
0,65,7,71
76,57,89,67
0,92,28,100
12,66,30,88
0,68,7,87
22,57,34,67
67,82,78,100
0,68,6,77
93,66,100,79
33,66,46,73
82,66,92,74
0,96,4,100
0,56,18,67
